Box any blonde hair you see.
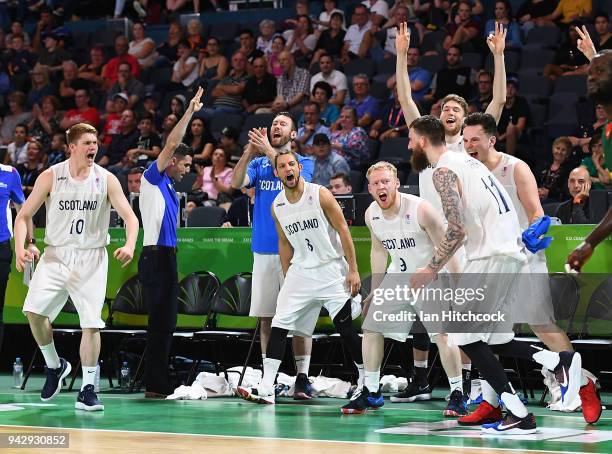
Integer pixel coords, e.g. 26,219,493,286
366,161,398,180
441,94,468,116
552,136,572,151
66,123,98,145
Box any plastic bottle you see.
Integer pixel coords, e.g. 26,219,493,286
13,358,23,389
120,362,131,392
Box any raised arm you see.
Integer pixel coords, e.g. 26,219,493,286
230,142,255,189
107,173,138,267
417,199,462,273
514,160,544,223
272,205,293,275
395,22,421,127
484,22,507,124
156,87,204,173
576,25,597,62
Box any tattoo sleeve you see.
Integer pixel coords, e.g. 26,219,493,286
429,168,466,272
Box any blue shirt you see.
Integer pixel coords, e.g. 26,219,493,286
247,154,314,254
408,67,432,102
141,161,179,247
0,164,25,242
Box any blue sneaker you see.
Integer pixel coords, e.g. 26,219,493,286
482,411,537,435
75,384,105,411
554,351,582,407
341,386,384,414
294,373,313,400
444,389,468,417
41,358,71,401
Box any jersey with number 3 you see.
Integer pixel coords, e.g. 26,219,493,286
273,181,343,269
436,151,523,261
367,193,434,273
44,160,111,248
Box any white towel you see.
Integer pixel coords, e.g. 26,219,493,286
166,383,207,400
380,375,408,393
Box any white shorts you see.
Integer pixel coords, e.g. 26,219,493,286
249,253,284,317
512,250,555,325
272,259,356,337
22,246,108,329
447,255,523,347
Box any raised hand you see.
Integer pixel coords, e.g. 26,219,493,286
576,25,596,62
248,127,272,155
487,21,507,56
188,86,204,113
395,22,411,56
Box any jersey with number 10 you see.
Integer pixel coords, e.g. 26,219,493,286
44,160,111,248
436,151,523,261
273,181,343,269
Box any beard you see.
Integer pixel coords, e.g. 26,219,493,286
271,134,293,149
588,80,612,106
444,121,462,137
281,170,301,189
410,147,430,173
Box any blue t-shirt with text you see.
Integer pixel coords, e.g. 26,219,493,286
0,164,25,242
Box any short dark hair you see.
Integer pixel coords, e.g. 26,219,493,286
239,29,254,38
410,115,445,146
128,166,145,175
138,111,155,123
274,112,297,132
312,80,333,99
448,44,462,55
304,101,320,113
174,143,193,159
274,149,298,169
319,52,332,62
330,172,351,187
330,11,344,22
464,112,498,137
594,12,610,22
14,123,27,133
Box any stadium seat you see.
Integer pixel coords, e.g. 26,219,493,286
187,206,227,227
485,51,519,72
420,30,445,54
173,172,197,194
370,81,390,100
210,113,244,141
378,137,410,165
350,170,364,193
419,54,445,74
553,75,588,95
520,49,555,71
462,52,483,70
239,113,277,146
343,58,376,78
520,74,551,98
209,22,240,43
376,56,396,76
524,26,561,49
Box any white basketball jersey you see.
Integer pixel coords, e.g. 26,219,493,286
419,137,465,216
491,153,529,229
436,151,524,261
273,181,343,268
44,161,111,248
367,193,434,273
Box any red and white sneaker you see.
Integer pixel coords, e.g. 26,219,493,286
458,401,503,426
579,378,602,424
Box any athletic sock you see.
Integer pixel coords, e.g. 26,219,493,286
81,366,96,390
482,379,499,408
295,355,310,376
448,375,463,393
355,362,365,388
364,370,380,393
40,342,60,369
261,358,281,395
414,361,428,385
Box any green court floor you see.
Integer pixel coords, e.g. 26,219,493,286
0,375,611,453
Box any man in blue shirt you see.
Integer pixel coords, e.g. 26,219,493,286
138,87,203,398
231,113,321,399
0,164,28,351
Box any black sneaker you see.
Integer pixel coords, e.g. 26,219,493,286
294,373,313,400
482,411,537,435
553,351,582,407
75,384,105,411
444,389,468,417
41,358,71,401
341,386,384,414
390,381,432,403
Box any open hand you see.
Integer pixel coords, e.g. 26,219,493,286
576,25,596,62
248,127,272,155
395,22,411,55
487,21,507,56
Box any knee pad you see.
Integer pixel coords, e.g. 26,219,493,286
412,332,431,352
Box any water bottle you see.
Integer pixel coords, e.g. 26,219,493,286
13,358,23,389
120,362,131,392
94,362,101,393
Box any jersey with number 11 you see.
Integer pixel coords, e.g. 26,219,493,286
44,160,111,248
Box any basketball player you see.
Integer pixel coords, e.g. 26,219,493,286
341,161,462,414
14,123,139,411
236,149,362,405
407,115,582,434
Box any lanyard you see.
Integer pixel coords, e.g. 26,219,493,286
388,105,403,128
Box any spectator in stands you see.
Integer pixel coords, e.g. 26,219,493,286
168,39,199,90
242,56,277,114
497,74,530,158
5,21,31,48
5,124,28,165
341,3,372,63
59,89,100,130
296,102,331,153
218,126,243,163
58,60,90,111
329,172,353,195
282,0,317,31
26,64,55,109
284,15,317,65
593,12,612,51
222,186,255,227
77,46,105,95
99,109,140,169
8,33,35,92
369,83,407,141
127,166,143,194
517,0,557,31
555,167,592,224
547,0,592,25
16,139,43,197
160,113,178,147
200,51,248,119
101,93,129,147
311,133,350,186
1,92,30,145
363,0,390,27
469,70,494,114
28,95,61,153
570,103,607,156
426,45,473,102
538,136,572,202
166,0,200,14
312,12,346,67
198,37,229,82
268,35,286,78
186,117,215,161
47,132,67,166
272,51,310,113
156,21,182,65
317,0,345,31
186,18,203,50
256,19,276,56
37,29,70,75
310,53,348,107
31,5,56,54
360,3,408,61
126,112,162,167
129,21,158,69
581,132,610,189
485,1,522,49
386,46,431,103
347,74,379,130
543,22,590,81
103,35,140,90
311,81,341,126
330,106,370,169
107,61,146,111
443,1,481,51
193,148,234,204
238,29,264,68
172,93,189,117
